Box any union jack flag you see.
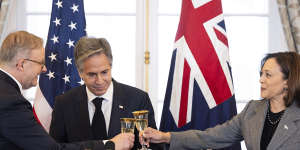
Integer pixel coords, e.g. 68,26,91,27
160,0,240,149
33,0,86,132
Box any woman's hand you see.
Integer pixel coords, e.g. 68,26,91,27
139,127,171,147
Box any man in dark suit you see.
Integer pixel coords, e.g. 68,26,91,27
50,37,162,150
0,31,134,150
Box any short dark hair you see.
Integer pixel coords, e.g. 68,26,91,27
74,37,113,72
261,51,300,107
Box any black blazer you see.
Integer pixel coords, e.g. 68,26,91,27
0,70,104,150
50,80,163,149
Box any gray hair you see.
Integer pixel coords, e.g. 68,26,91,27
0,31,43,66
74,37,113,72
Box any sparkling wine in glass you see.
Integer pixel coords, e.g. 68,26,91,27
120,118,135,133
132,110,149,150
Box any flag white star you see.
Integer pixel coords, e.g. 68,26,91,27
68,21,77,31
64,56,72,66
66,39,75,48
55,0,63,8
51,35,59,44
48,52,57,62
46,71,55,80
53,17,61,26
78,79,84,85
62,75,70,83
70,4,79,13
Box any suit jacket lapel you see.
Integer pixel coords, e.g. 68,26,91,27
247,100,268,150
0,70,21,93
75,85,94,140
108,80,127,138
267,103,300,149
0,70,30,109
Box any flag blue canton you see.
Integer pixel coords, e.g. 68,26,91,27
39,0,86,108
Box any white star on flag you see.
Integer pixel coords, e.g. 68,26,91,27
46,71,55,80
51,35,59,44
48,52,57,62
70,4,79,13
53,17,61,26
64,56,72,66
35,0,86,132
56,0,63,8
66,39,75,48
62,75,70,83
68,21,77,31
78,79,84,85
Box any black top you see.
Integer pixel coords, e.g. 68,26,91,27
260,108,285,150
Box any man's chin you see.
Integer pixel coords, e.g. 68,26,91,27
93,90,106,96
23,85,35,90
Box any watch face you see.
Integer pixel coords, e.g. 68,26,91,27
104,141,115,150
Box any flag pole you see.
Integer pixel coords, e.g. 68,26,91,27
144,0,150,92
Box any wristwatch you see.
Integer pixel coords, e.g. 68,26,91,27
104,140,115,150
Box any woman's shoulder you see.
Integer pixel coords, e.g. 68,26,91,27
247,99,267,106
241,99,267,115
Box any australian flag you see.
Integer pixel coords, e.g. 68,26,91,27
33,0,86,132
160,0,241,149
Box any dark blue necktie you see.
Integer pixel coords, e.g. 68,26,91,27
91,97,107,140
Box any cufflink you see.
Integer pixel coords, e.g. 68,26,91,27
119,105,124,109
284,125,288,130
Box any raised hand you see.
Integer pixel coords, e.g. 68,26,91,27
111,133,135,150
141,127,171,145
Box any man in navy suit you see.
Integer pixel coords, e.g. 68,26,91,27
0,31,134,150
50,37,162,150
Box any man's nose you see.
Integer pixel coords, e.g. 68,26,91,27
95,74,104,83
41,65,47,73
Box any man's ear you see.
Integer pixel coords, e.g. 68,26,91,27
78,72,83,79
16,59,25,71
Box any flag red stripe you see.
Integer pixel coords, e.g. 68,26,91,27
176,0,232,105
178,59,191,128
32,107,42,126
214,27,228,47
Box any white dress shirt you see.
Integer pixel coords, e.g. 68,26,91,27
86,82,113,134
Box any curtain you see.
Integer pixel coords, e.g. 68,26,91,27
277,0,300,53
0,0,9,39
0,0,11,43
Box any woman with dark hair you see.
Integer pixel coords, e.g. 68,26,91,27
141,51,300,150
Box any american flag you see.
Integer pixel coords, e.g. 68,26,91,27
160,0,240,149
33,0,86,132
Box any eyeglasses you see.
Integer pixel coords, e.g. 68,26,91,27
24,58,45,68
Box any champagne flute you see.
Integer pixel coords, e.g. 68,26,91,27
120,118,135,133
132,110,149,150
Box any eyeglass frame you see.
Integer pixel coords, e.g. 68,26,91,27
23,58,45,68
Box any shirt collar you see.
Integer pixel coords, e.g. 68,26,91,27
86,81,114,103
0,68,24,95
